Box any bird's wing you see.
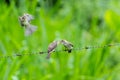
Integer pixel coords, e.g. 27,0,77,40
24,13,34,22
48,41,58,53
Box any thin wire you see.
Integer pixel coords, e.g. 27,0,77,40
0,43,120,60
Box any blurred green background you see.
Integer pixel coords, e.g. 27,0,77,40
0,0,120,80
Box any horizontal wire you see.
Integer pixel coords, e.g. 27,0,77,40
0,43,120,60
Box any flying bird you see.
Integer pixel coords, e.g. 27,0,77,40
19,13,37,36
60,40,73,53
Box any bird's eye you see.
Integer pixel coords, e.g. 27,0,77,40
22,17,25,19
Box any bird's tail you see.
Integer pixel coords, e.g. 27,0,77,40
46,53,51,59
25,25,37,36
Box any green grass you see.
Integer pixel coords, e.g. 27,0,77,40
0,0,120,80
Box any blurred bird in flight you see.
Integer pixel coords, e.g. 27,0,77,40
19,13,37,36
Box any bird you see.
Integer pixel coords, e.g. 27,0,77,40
46,40,59,59
60,40,73,53
19,13,37,36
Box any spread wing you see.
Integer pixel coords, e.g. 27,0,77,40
24,13,34,22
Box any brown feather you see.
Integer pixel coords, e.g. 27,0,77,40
46,40,58,59
60,40,73,53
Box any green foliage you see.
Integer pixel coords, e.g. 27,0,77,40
0,0,120,80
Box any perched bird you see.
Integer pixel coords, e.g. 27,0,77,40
60,40,73,53
19,13,37,36
46,40,59,59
